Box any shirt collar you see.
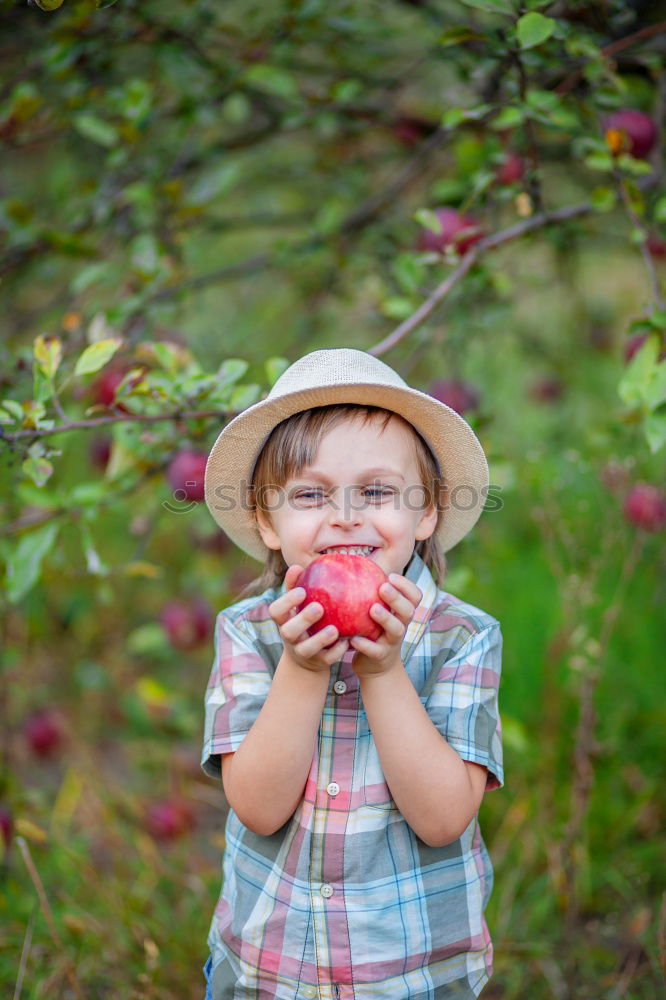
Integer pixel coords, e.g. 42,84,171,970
401,551,439,665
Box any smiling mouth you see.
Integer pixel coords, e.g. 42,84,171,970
319,545,377,557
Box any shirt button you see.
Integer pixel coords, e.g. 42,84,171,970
333,680,347,694
302,988,317,999
320,883,333,898
326,782,340,797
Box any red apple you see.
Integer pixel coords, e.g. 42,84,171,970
24,709,64,757
160,598,213,650
604,110,657,160
417,207,484,255
646,233,666,258
89,435,112,470
623,483,666,532
529,376,563,404
0,805,13,853
145,797,195,841
166,450,208,503
428,378,480,415
296,553,389,640
496,151,525,185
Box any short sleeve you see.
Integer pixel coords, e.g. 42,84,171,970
200,611,273,779
425,622,504,790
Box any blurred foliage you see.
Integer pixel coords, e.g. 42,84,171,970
1,1,665,997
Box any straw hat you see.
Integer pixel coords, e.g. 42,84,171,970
204,349,489,560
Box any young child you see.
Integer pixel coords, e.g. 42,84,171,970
201,348,503,1000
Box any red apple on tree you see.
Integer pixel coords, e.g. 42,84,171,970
0,805,13,854
428,378,480,415
417,207,484,255
297,553,390,641
160,598,214,650
24,709,65,757
623,483,666,532
145,797,195,841
495,151,525,186
604,109,657,160
166,449,208,503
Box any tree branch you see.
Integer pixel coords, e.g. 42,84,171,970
368,198,593,357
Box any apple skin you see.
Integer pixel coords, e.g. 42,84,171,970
428,378,480,415
296,553,389,641
145,797,195,841
623,483,666,533
417,207,484,255
0,805,13,853
24,709,64,757
166,450,208,503
496,151,525,185
160,598,213,650
604,110,657,160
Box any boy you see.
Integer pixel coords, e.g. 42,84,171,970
201,349,503,999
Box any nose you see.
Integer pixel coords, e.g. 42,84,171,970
328,487,363,528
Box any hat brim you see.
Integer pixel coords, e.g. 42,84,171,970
204,382,489,560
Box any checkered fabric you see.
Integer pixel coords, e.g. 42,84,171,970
201,553,503,999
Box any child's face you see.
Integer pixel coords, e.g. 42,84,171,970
256,414,438,577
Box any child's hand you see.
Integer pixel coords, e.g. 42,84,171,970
350,573,422,678
268,564,349,674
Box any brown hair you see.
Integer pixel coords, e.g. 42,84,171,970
239,404,447,596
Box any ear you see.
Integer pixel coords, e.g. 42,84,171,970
255,508,282,551
414,504,438,542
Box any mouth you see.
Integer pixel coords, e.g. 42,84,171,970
319,545,377,557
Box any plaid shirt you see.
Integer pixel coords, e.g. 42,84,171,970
201,553,503,999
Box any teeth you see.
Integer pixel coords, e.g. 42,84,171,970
322,546,375,556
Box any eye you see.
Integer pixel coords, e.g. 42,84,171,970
363,487,395,502
292,488,325,506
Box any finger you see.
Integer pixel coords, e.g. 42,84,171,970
285,564,304,591
370,602,405,640
293,624,340,659
269,587,307,625
378,583,418,625
349,634,383,657
280,601,324,643
386,573,423,607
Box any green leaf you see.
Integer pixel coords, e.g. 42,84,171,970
381,297,415,320
616,154,653,177
22,449,54,488
618,334,658,407
517,12,556,49
459,0,513,13
645,408,666,453
265,357,289,386
1,399,25,422
414,208,443,235
654,196,666,224
590,186,617,213
74,337,123,377
229,383,261,411
490,106,525,130
6,521,59,604
584,151,613,172
80,521,109,576
33,334,62,379
244,64,299,100
72,113,119,148
439,27,485,47
216,358,249,389
186,162,241,206
33,0,64,9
